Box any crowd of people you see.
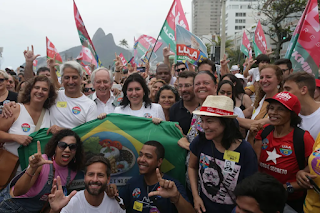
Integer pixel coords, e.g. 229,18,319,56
0,44,319,213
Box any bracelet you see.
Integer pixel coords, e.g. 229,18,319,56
170,192,180,204
25,170,35,178
115,70,121,73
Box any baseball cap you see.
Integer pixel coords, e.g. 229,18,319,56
230,65,240,72
266,92,301,115
316,79,320,88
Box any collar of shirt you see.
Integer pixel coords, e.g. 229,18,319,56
92,90,115,104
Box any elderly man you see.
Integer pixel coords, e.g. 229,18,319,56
88,68,122,115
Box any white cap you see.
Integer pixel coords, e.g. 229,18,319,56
230,65,240,72
235,73,247,87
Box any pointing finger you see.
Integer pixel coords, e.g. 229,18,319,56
37,141,41,154
148,190,160,197
57,176,63,191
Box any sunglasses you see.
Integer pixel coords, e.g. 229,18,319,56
57,142,77,152
84,88,95,92
0,78,8,83
176,68,186,72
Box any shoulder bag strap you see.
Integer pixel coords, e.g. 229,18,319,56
35,109,46,132
293,127,306,170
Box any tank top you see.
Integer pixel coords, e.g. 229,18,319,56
4,104,50,171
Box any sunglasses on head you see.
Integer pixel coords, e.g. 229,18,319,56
57,142,77,152
84,88,95,92
0,78,8,83
176,67,186,72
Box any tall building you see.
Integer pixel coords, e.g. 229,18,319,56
224,0,259,38
192,0,222,38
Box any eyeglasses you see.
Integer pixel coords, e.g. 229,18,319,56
0,78,8,83
84,88,95,92
57,142,77,152
176,68,186,72
178,83,193,89
280,68,289,73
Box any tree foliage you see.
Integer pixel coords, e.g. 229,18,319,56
119,39,129,49
254,0,308,59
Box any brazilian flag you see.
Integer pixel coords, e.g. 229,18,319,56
18,114,186,187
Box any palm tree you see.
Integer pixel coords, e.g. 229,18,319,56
119,39,129,48
227,49,246,70
214,36,234,56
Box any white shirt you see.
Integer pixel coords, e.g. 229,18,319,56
61,191,125,213
234,107,245,118
300,106,320,140
114,102,166,120
50,90,98,129
248,67,259,83
170,76,177,86
91,91,116,115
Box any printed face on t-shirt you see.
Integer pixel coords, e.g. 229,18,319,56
267,102,291,126
127,81,144,106
62,67,81,95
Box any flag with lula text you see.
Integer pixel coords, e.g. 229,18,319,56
134,35,162,64
76,46,98,67
285,0,320,78
158,0,189,54
252,20,267,56
46,37,63,77
73,0,102,66
176,25,207,65
18,114,186,189
240,31,252,58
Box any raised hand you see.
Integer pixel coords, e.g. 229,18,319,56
16,135,33,146
47,53,60,68
29,141,53,169
220,54,230,67
248,58,257,67
49,176,77,212
114,53,124,71
89,59,96,71
23,45,40,63
148,168,179,201
163,44,175,57
266,49,274,56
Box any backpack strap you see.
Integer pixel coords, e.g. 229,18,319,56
260,125,275,141
293,127,306,170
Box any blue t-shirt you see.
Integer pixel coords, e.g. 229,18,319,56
119,174,189,213
189,136,258,213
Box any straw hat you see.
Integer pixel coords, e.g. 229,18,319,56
193,95,237,118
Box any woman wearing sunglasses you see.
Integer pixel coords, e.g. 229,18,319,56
0,70,18,115
0,76,56,174
82,80,95,96
0,129,84,212
188,95,258,213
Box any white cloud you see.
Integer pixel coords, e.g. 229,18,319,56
0,0,192,69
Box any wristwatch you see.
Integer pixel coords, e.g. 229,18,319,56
286,182,294,193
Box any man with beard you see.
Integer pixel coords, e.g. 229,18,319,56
49,156,125,213
119,141,194,213
170,71,198,136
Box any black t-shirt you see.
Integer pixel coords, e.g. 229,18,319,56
0,90,18,114
169,100,194,135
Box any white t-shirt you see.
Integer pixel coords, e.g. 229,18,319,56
234,107,245,118
61,191,125,213
114,102,166,120
300,106,320,140
170,76,177,86
50,90,98,129
248,67,259,83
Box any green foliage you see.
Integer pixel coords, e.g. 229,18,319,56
227,49,246,70
119,39,129,49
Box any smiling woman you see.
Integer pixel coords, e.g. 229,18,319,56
0,76,57,175
0,129,85,212
155,85,180,121
0,70,18,115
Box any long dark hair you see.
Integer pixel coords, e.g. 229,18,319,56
120,73,152,108
217,80,236,108
221,74,245,99
199,117,243,150
45,129,84,171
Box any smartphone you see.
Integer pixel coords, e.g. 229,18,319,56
307,176,320,194
137,67,146,73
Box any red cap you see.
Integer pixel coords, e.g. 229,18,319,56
316,79,320,88
266,92,301,115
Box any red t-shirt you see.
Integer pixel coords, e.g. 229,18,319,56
256,125,314,199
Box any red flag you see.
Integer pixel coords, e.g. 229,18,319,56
46,37,63,63
285,0,320,77
76,46,98,67
33,60,38,67
119,53,128,69
253,21,267,56
240,31,252,58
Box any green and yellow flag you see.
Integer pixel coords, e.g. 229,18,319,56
18,114,186,187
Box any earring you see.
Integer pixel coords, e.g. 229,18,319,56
277,85,280,89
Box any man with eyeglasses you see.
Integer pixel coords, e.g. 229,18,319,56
274,58,293,78
169,71,198,135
